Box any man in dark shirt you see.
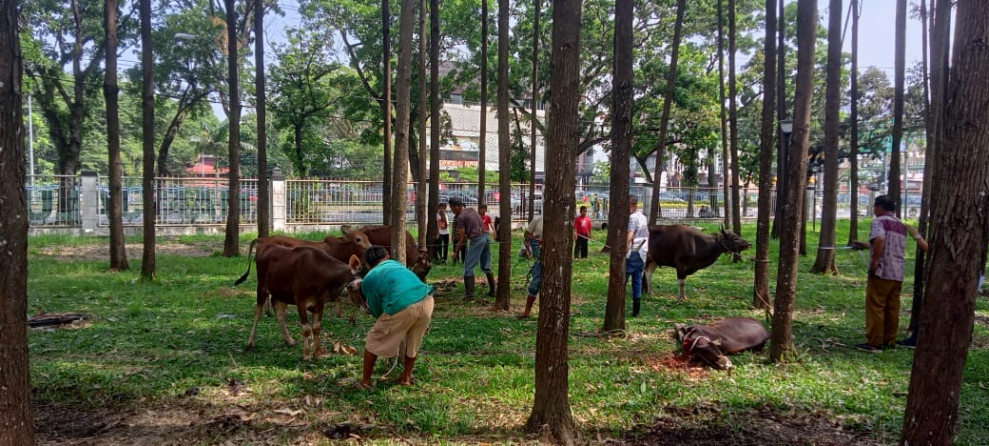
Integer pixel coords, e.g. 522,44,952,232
450,197,496,301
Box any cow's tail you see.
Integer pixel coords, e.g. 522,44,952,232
234,239,259,286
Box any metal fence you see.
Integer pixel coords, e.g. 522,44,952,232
26,175,81,227
93,176,259,226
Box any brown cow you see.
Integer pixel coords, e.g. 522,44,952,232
676,317,770,370
643,225,751,302
353,225,432,281
246,245,367,360
235,227,371,286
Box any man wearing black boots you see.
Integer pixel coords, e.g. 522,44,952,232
626,195,649,317
517,215,544,319
449,197,496,301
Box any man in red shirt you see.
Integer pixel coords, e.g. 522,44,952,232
574,205,592,259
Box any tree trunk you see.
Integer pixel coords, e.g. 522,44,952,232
888,0,906,215
753,0,777,309
772,0,786,239
717,0,730,229
602,0,633,333
478,0,488,203
140,0,156,279
769,0,816,363
647,0,686,225
493,0,512,310
382,0,393,226
104,0,128,271
416,0,428,249
0,0,35,440
425,0,440,263
156,108,191,177
848,0,860,245
528,0,541,222
524,0,581,441
222,0,241,257
728,0,742,242
255,0,269,238
902,3,989,441
810,0,841,275
390,0,415,265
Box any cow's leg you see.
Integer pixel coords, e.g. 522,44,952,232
677,273,687,302
311,304,328,359
296,303,313,361
264,296,273,317
643,261,657,295
274,301,295,346
247,302,264,349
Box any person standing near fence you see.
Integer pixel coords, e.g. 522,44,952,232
574,205,591,259
626,195,649,317
435,202,449,264
450,197,496,301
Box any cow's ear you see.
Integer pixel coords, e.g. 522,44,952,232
349,254,362,272
713,338,722,347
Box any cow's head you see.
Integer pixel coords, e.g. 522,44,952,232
345,254,370,314
412,248,432,282
718,225,752,254
337,225,373,252
683,335,733,370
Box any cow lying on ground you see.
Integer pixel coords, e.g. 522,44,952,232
351,225,432,281
247,245,368,360
676,317,770,370
643,225,752,302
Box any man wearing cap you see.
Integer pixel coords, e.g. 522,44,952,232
449,197,496,300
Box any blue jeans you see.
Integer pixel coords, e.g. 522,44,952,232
626,254,644,301
528,240,542,296
464,234,492,277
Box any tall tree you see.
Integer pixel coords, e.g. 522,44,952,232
425,0,440,262
769,0,816,363
416,0,427,248
493,0,512,310
717,0,730,228
602,0,633,332
810,0,842,274
888,0,906,214
222,0,241,257
647,0,686,224
847,0,860,245
140,0,156,279
753,0,777,309
524,0,581,440
104,0,128,271
255,0,269,238
390,0,415,264
727,0,742,239
0,0,35,440
902,1,989,441
478,0,488,203
528,0,541,221
382,0,393,224
771,0,786,239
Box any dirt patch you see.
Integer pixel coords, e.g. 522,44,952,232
36,243,219,261
641,352,712,381
623,402,882,446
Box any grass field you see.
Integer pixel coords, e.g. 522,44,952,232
26,221,989,445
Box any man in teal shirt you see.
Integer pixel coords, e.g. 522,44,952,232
355,246,434,388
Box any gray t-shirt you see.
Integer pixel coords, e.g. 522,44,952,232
627,210,649,261
456,208,485,240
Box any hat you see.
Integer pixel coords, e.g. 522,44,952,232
448,197,464,207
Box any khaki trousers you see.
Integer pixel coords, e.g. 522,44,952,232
865,276,903,347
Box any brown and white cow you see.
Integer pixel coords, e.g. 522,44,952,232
246,245,368,360
352,225,432,281
676,317,770,370
643,225,751,302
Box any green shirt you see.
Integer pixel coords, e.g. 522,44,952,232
362,260,433,317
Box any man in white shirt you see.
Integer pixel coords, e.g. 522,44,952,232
626,195,649,317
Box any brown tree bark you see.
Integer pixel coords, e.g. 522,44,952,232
382,0,393,226
416,0,428,249
478,0,488,203
753,0,777,309
717,0,730,229
255,0,269,238
425,0,440,263
771,0,786,239
902,2,989,441
104,0,128,271
888,0,906,215
770,0,816,363
810,0,842,275
493,0,512,310
647,0,685,225
524,0,582,442
390,0,416,265
222,0,241,257
848,0,860,245
0,0,35,440
602,0,633,332
528,0,540,222
728,0,742,240
140,0,156,279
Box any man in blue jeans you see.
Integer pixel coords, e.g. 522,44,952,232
626,195,649,317
517,215,544,319
450,197,496,301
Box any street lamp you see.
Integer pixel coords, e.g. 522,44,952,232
780,118,793,135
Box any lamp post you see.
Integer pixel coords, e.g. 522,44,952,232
778,117,794,215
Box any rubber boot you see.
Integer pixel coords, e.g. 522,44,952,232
517,294,537,319
632,299,641,318
486,273,497,297
463,276,475,302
